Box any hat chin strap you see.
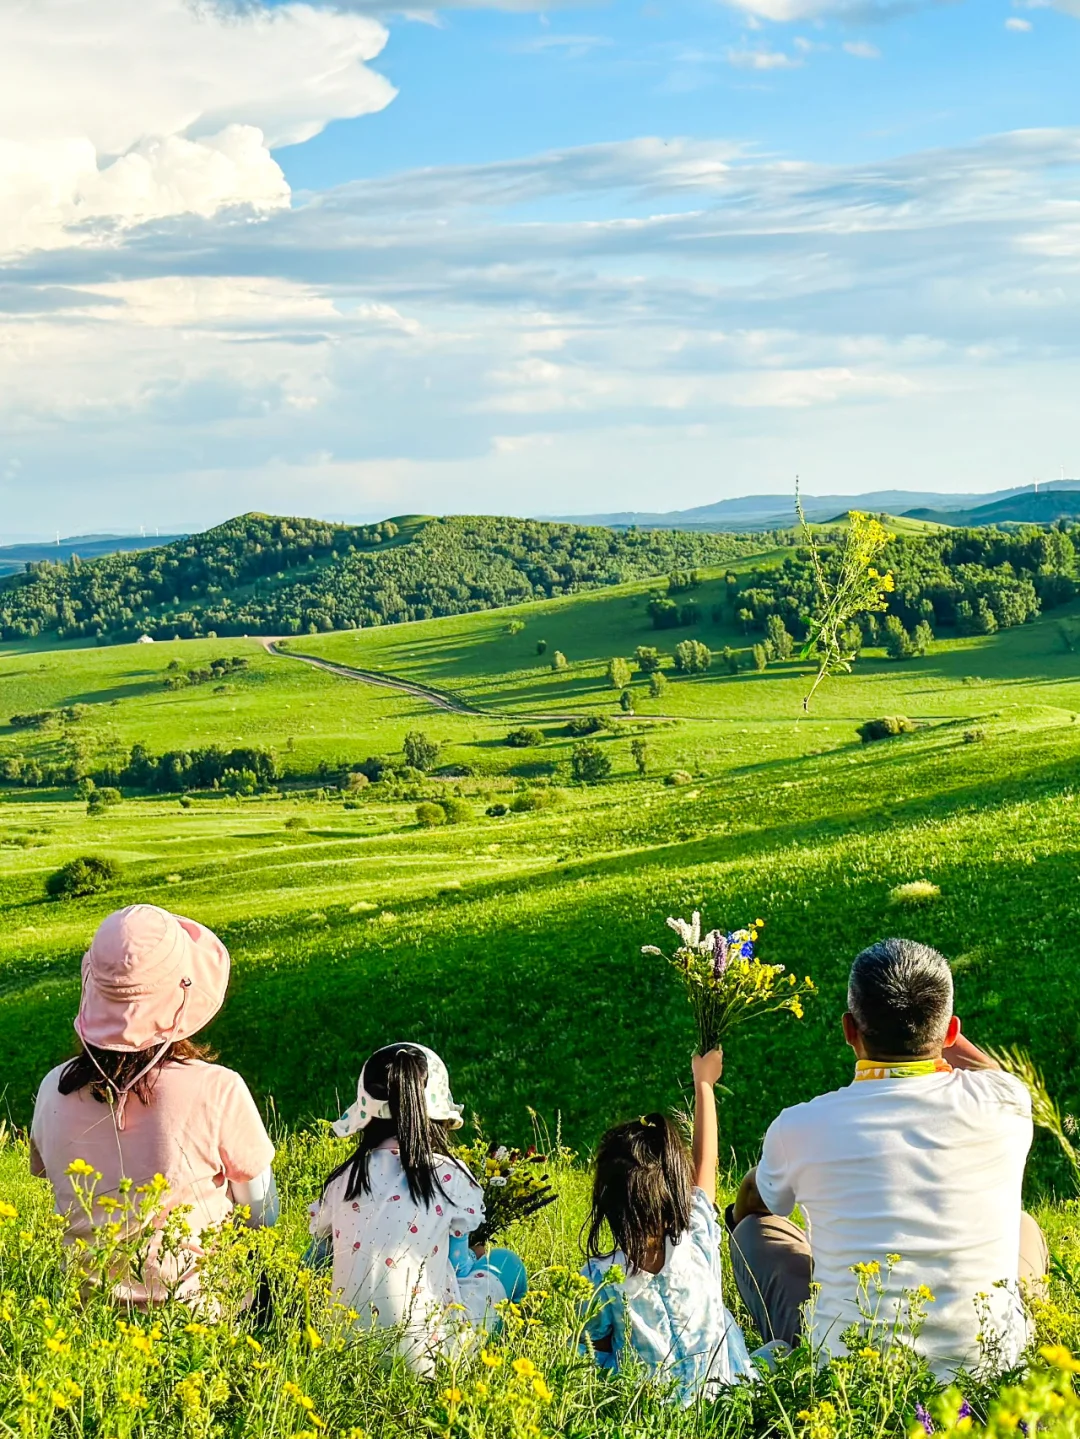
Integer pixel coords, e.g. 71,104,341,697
79,978,192,1131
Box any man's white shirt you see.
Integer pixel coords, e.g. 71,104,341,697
755,1068,1033,1377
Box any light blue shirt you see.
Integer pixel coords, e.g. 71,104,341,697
581,1187,754,1405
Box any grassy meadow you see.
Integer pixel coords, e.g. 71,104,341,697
3,568,1080,1436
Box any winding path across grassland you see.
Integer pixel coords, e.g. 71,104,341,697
257,637,693,724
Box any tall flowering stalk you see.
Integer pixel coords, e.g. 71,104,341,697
452,1138,558,1246
643,913,815,1053
797,480,896,711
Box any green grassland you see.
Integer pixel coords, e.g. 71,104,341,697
3,578,1080,1193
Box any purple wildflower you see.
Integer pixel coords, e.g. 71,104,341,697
914,1404,934,1436
712,932,729,977
957,1402,973,1423
740,941,754,959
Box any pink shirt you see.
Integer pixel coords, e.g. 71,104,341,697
32,1059,274,1305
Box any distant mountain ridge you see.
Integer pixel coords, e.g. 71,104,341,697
551,480,1080,531
0,532,185,577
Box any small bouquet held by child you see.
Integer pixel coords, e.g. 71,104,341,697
452,1137,557,1246
643,912,816,1052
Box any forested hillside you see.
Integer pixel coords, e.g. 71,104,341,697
0,513,765,642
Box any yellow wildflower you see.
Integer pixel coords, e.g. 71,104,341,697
65,1158,96,1178
532,1377,553,1402
481,1349,503,1368
304,1323,323,1350
1040,1344,1080,1373
442,1388,463,1406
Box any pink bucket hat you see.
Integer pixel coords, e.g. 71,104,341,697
74,906,230,1124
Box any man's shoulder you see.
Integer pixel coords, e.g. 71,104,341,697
950,1066,1032,1116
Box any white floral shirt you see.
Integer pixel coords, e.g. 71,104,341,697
308,1142,484,1370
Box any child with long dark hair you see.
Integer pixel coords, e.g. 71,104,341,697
581,1050,753,1403
308,1043,526,1373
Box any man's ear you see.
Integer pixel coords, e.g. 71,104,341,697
842,1012,861,1053
944,1014,961,1049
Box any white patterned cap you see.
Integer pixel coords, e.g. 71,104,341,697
332,1042,463,1136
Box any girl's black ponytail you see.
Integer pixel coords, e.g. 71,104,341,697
387,1047,444,1206
323,1043,451,1206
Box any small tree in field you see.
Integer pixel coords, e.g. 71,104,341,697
883,615,917,660
619,689,634,713
634,646,662,675
673,639,711,675
752,644,768,672
630,738,650,775
607,657,631,690
416,801,447,827
765,614,794,661
649,670,668,699
404,731,440,771
571,740,612,784
507,619,525,636
536,639,548,656
551,650,568,672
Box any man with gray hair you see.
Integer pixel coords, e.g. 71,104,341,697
729,937,1048,1378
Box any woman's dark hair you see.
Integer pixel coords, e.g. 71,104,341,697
58,1039,215,1107
324,1044,457,1207
585,1113,693,1273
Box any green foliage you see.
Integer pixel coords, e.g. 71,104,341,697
509,787,565,813
415,801,447,827
505,727,544,748
442,797,473,825
752,644,768,672
403,731,440,773
570,740,612,784
633,646,662,675
45,854,121,899
506,619,526,636
536,639,547,655
87,785,122,815
667,568,701,593
765,613,794,661
619,689,634,713
673,639,711,675
857,716,918,743
630,738,650,775
564,715,608,737
551,650,568,672
883,615,918,660
665,769,693,785
648,670,668,698
0,513,762,643
607,656,631,690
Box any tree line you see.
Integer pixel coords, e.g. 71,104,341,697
0,513,764,643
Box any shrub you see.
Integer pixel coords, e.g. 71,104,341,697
619,689,634,713
403,731,440,772
8,711,54,730
571,740,612,784
673,639,711,675
607,656,632,689
536,639,547,655
665,769,693,786
509,788,565,813
963,728,987,744
416,801,447,827
485,802,509,817
857,716,917,743
633,646,662,675
505,727,543,748
442,798,473,824
883,614,918,660
630,738,650,775
752,644,768,672
87,786,122,815
889,879,942,905
284,816,309,830
46,855,121,900
765,614,794,661
648,670,668,699
222,767,258,796
564,715,605,737
345,771,371,792
506,619,525,635
551,650,568,672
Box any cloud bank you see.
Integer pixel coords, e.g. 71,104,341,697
0,0,394,255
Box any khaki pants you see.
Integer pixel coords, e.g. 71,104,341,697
728,1211,1049,1347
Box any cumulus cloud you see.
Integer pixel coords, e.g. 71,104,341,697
1005,16,1033,28
0,0,394,255
4,126,1080,528
843,40,882,57
726,46,803,68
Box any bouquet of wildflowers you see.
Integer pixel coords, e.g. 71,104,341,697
643,912,816,1053
452,1138,557,1246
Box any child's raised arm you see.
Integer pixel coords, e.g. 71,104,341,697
691,1049,724,1196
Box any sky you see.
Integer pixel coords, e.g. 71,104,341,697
0,0,1078,538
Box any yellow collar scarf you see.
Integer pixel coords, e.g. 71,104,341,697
854,1058,953,1082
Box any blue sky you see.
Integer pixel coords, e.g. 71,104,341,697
0,0,1077,537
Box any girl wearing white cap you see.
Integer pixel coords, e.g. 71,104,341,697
30,904,277,1306
309,1042,527,1374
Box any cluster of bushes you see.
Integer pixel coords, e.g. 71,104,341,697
163,655,250,690
725,524,1078,650
0,513,763,642
857,716,918,743
45,854,122,899
7,704,89,730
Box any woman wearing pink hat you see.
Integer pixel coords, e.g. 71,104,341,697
30,904,277,1306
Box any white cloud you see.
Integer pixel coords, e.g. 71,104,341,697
0,0,394,256
1005,16,1033,28
843,40,882,57
717,0,934,19
726,46,803,68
